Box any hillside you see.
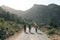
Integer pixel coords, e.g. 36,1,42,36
23,4,60,27
0,7,24,40
0,6,24,24
1,4,60,27
1,5,24,16
0,3,60,40
0,4,60,27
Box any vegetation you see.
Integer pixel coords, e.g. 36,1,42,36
23,4,60,27
0,18,23,40
0,7,24,40
23,4,60,40
0,3,60,40
47,28,55,35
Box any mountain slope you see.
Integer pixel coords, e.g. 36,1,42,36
0,4,60,26
23,4,60,26
0,6,24,24
1,5,24,16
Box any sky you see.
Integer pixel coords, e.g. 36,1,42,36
0,0,60,11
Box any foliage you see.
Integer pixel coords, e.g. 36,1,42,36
0,19,22,40
0,7,24,24
47,28,55,35
23,4,60,27
0,18,5,22
0,7,25,40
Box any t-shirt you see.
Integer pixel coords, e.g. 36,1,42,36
34,24,38,28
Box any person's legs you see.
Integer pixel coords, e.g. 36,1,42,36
29,27,31,33
24,29,25,33
29,28,31,33
24,27,26,33
35,28,37,33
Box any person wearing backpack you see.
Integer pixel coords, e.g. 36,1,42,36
34,23,38,33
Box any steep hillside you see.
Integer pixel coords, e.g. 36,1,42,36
0,7,24,24
0,4,60,26
23,4,60,26
1,5,24,16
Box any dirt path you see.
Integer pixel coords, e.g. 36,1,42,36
6,28,51,40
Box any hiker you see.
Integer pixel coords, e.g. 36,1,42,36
28,24,31,33
23,23,26,33
34,23,38,33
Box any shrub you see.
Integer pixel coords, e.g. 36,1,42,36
0,18,5,22
47,26,52,30
47,29,55,35
0,20,22,40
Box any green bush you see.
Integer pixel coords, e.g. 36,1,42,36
0,20,22,40
0,18,5,22
47,26,52,30
47,29,55,35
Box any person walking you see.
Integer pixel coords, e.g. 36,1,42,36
23,23,26,33
28,24,31,33
34,23,38,33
